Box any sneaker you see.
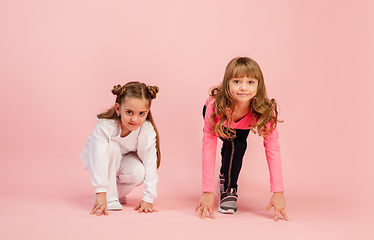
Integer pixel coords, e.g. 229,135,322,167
119,196,127,204
107,200,123,211
218,188,238,214
218,174,225,196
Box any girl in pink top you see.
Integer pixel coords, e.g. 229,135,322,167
195,57,290,221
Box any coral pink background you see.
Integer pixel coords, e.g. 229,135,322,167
1,0,373,239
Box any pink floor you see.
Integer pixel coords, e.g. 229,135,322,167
1,147,372,240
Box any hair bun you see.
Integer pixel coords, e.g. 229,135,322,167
111,84,126,96
147,85,159,99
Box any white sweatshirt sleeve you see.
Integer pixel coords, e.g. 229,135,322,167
137,121,158,203
80,120,117,193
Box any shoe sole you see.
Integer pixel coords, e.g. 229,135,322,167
107,208,122,211
218,207,238,214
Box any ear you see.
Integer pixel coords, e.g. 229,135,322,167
115,103,121,115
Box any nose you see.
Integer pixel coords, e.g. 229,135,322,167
239,82,247,91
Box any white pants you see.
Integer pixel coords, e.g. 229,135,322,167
106,141,145,203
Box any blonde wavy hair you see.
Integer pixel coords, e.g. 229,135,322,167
97,81,161,168
209,57,281,139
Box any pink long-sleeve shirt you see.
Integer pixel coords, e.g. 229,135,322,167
202,99,284,193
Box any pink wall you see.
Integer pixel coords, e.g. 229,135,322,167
0,0,373,238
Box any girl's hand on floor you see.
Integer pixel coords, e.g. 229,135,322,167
90,192,109,216
265,192,290,222
195,192,215,219
134,200,158,213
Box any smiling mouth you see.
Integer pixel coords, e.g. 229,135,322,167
129,122,137,126
238,93,249,96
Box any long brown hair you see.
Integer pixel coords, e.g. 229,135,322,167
97,81,161,168
209,57,281,139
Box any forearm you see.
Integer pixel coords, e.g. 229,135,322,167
202,133,218,192
264,129,284,192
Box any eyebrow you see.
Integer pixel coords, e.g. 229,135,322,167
125,108,149,112
231,78,257,81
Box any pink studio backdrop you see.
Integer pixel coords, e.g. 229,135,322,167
0,1,373,239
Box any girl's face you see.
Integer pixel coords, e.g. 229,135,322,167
229,77,258,104
115,97,150,134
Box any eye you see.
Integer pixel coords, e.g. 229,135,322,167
233,80,239,84
126,111,133,115
249,81,254,84
140,112,145,116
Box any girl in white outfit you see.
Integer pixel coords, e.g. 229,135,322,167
80,81,161,216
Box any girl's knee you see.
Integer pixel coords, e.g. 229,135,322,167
117,157,145,185
117,167,145,185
